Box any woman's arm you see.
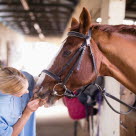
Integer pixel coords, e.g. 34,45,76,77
11,99,40,136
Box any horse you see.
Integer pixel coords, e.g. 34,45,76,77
35,7,136,107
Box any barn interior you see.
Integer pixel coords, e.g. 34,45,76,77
0,0,135,136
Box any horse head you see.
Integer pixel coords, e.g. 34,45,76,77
36,8,102,106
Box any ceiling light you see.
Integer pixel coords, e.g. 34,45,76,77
34,23,42,33
20,0,29,10
39,33,45,39
34,23,40,30
96,17,102,23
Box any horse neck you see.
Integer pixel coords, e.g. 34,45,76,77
92,25,136,94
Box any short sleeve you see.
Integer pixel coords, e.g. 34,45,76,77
0,116,13,136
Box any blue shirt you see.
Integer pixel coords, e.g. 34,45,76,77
0,71,36,136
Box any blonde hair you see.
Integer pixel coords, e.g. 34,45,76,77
0,67,28,94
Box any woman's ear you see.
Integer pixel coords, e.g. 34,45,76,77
79,7,92,34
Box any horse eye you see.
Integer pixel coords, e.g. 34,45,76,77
63,50,71,57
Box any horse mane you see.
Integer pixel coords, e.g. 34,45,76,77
69,23,136,37
92,24,136,36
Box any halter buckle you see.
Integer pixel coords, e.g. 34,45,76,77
86,37,91,46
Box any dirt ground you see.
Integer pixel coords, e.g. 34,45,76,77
36,117,74,136
36,100,75,136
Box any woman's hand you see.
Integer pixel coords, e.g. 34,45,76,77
39,99,46,106
26,99,40,113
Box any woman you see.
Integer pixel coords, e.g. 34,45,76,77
0,67,40,136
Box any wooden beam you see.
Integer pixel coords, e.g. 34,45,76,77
0,15,68,20
0,18,68,22
125,16,136,20
0,15,30,18
0,2,75,10
0,10,71,16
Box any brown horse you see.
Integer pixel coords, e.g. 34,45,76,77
36,7,136,106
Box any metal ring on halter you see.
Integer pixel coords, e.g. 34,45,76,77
52,83,67,97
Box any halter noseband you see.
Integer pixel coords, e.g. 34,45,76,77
38,29,97,98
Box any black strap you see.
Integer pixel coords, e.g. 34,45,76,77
63,46,86,85
88,45,97,74
42,70,61,82
68,31,89,39
57,46,84,76
103,91,136,110
95,83,136,115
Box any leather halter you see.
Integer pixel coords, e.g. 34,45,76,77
40,29,97,98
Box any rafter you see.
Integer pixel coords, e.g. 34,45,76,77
0,2,75,10
0,0,79,37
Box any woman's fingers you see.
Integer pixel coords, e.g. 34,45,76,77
39,99,46,106
26,99,41,112
27,99,40,109
28,98,47,108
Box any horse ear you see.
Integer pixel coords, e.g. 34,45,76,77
79,7,91,34
71,17,79,28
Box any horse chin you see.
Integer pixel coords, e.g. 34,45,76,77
44,95,59,108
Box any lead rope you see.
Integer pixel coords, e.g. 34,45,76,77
95,84,136,115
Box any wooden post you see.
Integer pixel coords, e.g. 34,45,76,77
120,86,136,136
99,0,126,136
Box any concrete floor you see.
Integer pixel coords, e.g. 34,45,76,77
36,100,75,136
